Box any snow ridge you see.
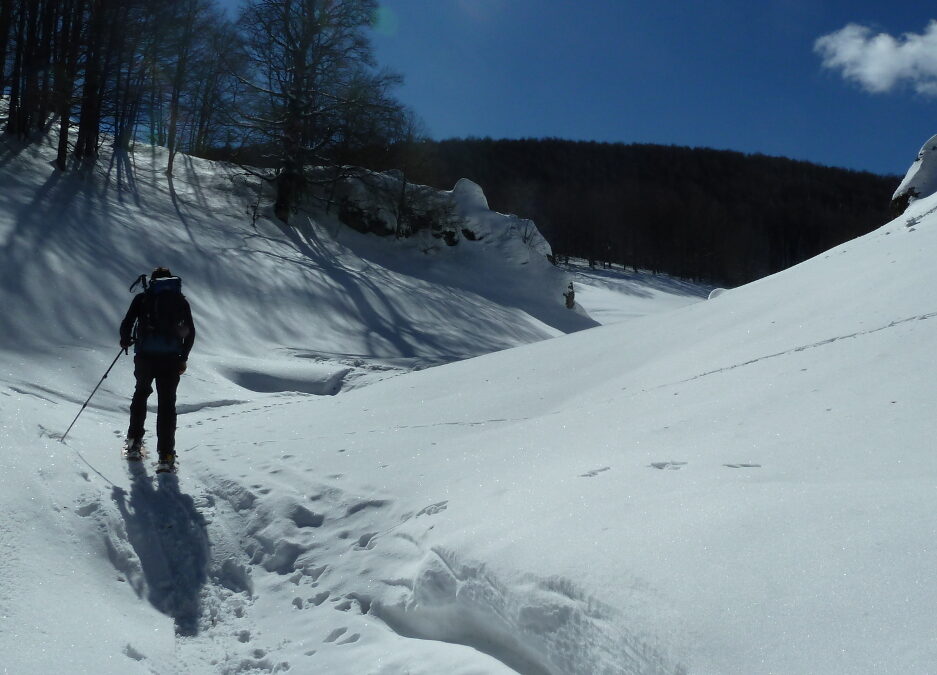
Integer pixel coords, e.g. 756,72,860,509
375,550,683,675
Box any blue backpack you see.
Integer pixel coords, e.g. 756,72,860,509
133,276,188,355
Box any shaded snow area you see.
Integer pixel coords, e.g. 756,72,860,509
563,260,711,325
2,129,934,675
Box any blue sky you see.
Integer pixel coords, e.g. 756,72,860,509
222,1,937,176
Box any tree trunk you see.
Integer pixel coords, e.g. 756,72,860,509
19,0,41,135
0,0,14,99
75,0,105,159
55,0,84,171
166,1,197,176
36,0,57,129
5,0,26,136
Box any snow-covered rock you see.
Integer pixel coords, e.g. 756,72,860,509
707,287,727,300
891,133,937,215
327,170,553,263
451,178,554,261
451,177,489,210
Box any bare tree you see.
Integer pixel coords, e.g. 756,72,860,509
164,0,220,175
54,0,86,170
0,0,12,99
74,0,110,159
185,13,239,156
234,0,403,223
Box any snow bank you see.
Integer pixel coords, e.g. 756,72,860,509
326,169,554,261
891,133,937,214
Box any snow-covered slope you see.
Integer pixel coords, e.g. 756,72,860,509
3,130,933,674
564,259,710,324
0,135,596,409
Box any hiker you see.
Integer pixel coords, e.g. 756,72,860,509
563,282,575,309
119,267,196,472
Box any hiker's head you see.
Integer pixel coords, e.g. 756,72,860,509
151,267,172,280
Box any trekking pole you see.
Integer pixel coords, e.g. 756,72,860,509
60,348,126,443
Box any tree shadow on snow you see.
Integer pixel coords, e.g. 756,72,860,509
112,466,210,636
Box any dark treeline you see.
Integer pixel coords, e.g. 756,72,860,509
0,0,238,171
353,138,900,285
0,0,409,221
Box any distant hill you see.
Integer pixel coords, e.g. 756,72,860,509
352,138,899,286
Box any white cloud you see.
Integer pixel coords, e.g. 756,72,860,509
815,20,937,96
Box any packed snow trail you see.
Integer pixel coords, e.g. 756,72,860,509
111,468,209,636
32,400,684,674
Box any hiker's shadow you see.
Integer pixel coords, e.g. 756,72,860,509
112,465,210,636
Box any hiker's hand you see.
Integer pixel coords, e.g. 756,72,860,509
120,338,131,354
179,361,187,375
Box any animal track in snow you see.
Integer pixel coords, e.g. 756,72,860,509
579,467,610,478
649,461,687,470
75,501,100,517
415,500,448,517
333,593,371,614
346,499,388,515
659,308,937,389
355,532,378,550
323,627,347,643
300,564,328,582
308,591,330,606
288,504,324,528
337,633,360,645
122,644,146,662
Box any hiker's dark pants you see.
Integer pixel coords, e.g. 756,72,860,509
128,354,181,459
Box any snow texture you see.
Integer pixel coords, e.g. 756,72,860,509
2,125,933,674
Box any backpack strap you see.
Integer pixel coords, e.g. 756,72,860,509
129,274,149,293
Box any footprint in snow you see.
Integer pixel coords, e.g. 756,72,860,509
337,633,360,645
75,501,100,517
346,499,388,516
579,467,610,478
324,627,347,643
122,644,146,662
415,501,448,517
308,591,330,606
649,461,687,470
354,532,378,550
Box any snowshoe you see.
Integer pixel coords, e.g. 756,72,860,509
123,438,146,461
155,455,176,474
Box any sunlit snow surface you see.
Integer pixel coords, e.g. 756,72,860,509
893,133,937,206
2,133,935,674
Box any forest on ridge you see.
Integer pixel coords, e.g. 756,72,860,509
353,138,900,286
0,0,901,286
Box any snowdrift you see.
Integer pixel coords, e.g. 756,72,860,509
892,133,937,215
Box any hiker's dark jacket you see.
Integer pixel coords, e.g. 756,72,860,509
120,293,196,360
